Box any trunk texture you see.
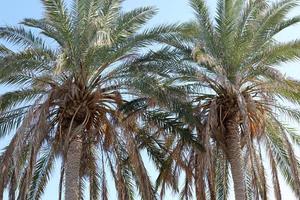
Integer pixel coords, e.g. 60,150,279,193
225,119,246,200
65,139,82,200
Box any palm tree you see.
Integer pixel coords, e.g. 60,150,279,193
154,0,300,199
0,0,183,199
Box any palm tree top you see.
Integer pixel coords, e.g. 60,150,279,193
0,0,186,199
157,0,300,199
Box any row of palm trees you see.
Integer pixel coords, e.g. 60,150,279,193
0,0,300,199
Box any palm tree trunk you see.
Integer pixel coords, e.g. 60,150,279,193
65,138,82,200
225,118,246,200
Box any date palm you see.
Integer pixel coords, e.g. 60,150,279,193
156,0,300,199
0,0,183,199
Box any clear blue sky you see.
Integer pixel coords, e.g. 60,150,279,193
0,0,300,199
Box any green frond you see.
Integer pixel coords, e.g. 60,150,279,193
215,0,238,38
0,73,36,87
189,0,216,55
270,15,300,38
0,106,30,138
135,129,168,173
0,44,13,56
253,0,299,45
41,0,72,45
274,104,300,122
28,146,56,200
286,127,300,147
70,0,99,24
0,88,44,111
99,0,122,26
21,18,64,46
112,7,157,42
265,120,300,196
236,0,267,39
0,49,53,82
142,111,204,151
0,26,47,49
180,21,201,40
260,40,300,66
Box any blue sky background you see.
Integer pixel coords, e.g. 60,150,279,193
0,0,300,199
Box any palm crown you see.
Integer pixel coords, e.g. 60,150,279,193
156,0,300,199
0,0,184,199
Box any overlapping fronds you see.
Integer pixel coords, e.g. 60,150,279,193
0,0,189,199
150,0,300,199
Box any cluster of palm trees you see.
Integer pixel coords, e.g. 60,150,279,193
0,0,300,199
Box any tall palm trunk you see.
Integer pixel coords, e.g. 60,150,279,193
225,118,246,200
65,138,82,200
